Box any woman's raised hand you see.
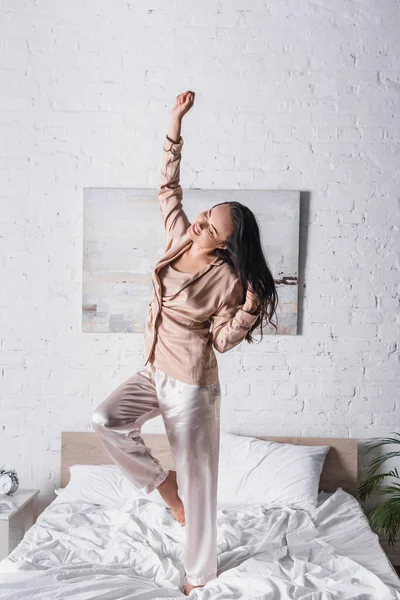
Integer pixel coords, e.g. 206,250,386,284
170,91,195,121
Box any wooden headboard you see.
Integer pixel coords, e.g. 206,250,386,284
61,432,358,498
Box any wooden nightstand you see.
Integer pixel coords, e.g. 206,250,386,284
0,489,39,561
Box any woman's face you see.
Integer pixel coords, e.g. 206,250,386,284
187,203,235,250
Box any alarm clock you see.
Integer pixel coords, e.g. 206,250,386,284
0,464,19,496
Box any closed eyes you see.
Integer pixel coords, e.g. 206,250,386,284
208,208,218,236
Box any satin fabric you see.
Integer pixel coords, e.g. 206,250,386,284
91,362,221,587
142,134,259,386
158,262,192,297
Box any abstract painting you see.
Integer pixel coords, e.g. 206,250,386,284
83,189,299,335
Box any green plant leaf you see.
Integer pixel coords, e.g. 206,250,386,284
369,495,400,546
378,482,400,496
363,433,400,453
358,472,391,501
359,435,400,546
363,452,400,479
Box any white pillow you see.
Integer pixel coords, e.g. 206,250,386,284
53,434,329,512
217,432,329,511
53,464,168,507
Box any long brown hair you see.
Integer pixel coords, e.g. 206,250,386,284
213,201,279,342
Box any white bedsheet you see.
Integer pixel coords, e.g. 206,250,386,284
0,487,399,599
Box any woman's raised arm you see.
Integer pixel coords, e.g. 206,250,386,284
158,91,195,245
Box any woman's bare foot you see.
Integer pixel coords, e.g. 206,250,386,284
156,470,186,526
183,582,205,595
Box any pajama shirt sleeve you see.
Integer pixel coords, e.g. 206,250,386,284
209,277,260,354
158,135,191,246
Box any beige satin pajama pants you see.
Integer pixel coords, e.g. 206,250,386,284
91,362,221,587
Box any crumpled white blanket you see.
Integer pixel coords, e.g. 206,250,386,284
0,488,399,599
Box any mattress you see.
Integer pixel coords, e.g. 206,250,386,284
0,487,399,599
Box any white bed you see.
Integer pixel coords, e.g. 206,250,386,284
0,487,399,599
0,432,399,599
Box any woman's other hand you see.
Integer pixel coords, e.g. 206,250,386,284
170,91,195,121
243,283,260,314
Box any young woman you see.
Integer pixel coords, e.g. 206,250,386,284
92,90,278,596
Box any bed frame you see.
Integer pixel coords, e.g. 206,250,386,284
61,432,358,497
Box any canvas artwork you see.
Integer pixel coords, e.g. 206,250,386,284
82,189,300,335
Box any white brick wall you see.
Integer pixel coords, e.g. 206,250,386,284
1,0,399,553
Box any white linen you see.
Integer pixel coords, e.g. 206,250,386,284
52,464,168,508
56,433,329,514
218,432,329,510
0,488,399,599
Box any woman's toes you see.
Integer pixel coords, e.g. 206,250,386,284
183,583,205,595
156,470,186,525
172,501,186,526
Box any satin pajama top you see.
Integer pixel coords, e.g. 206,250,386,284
142,134,260,386
159,263,190,298
150,262,198,379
